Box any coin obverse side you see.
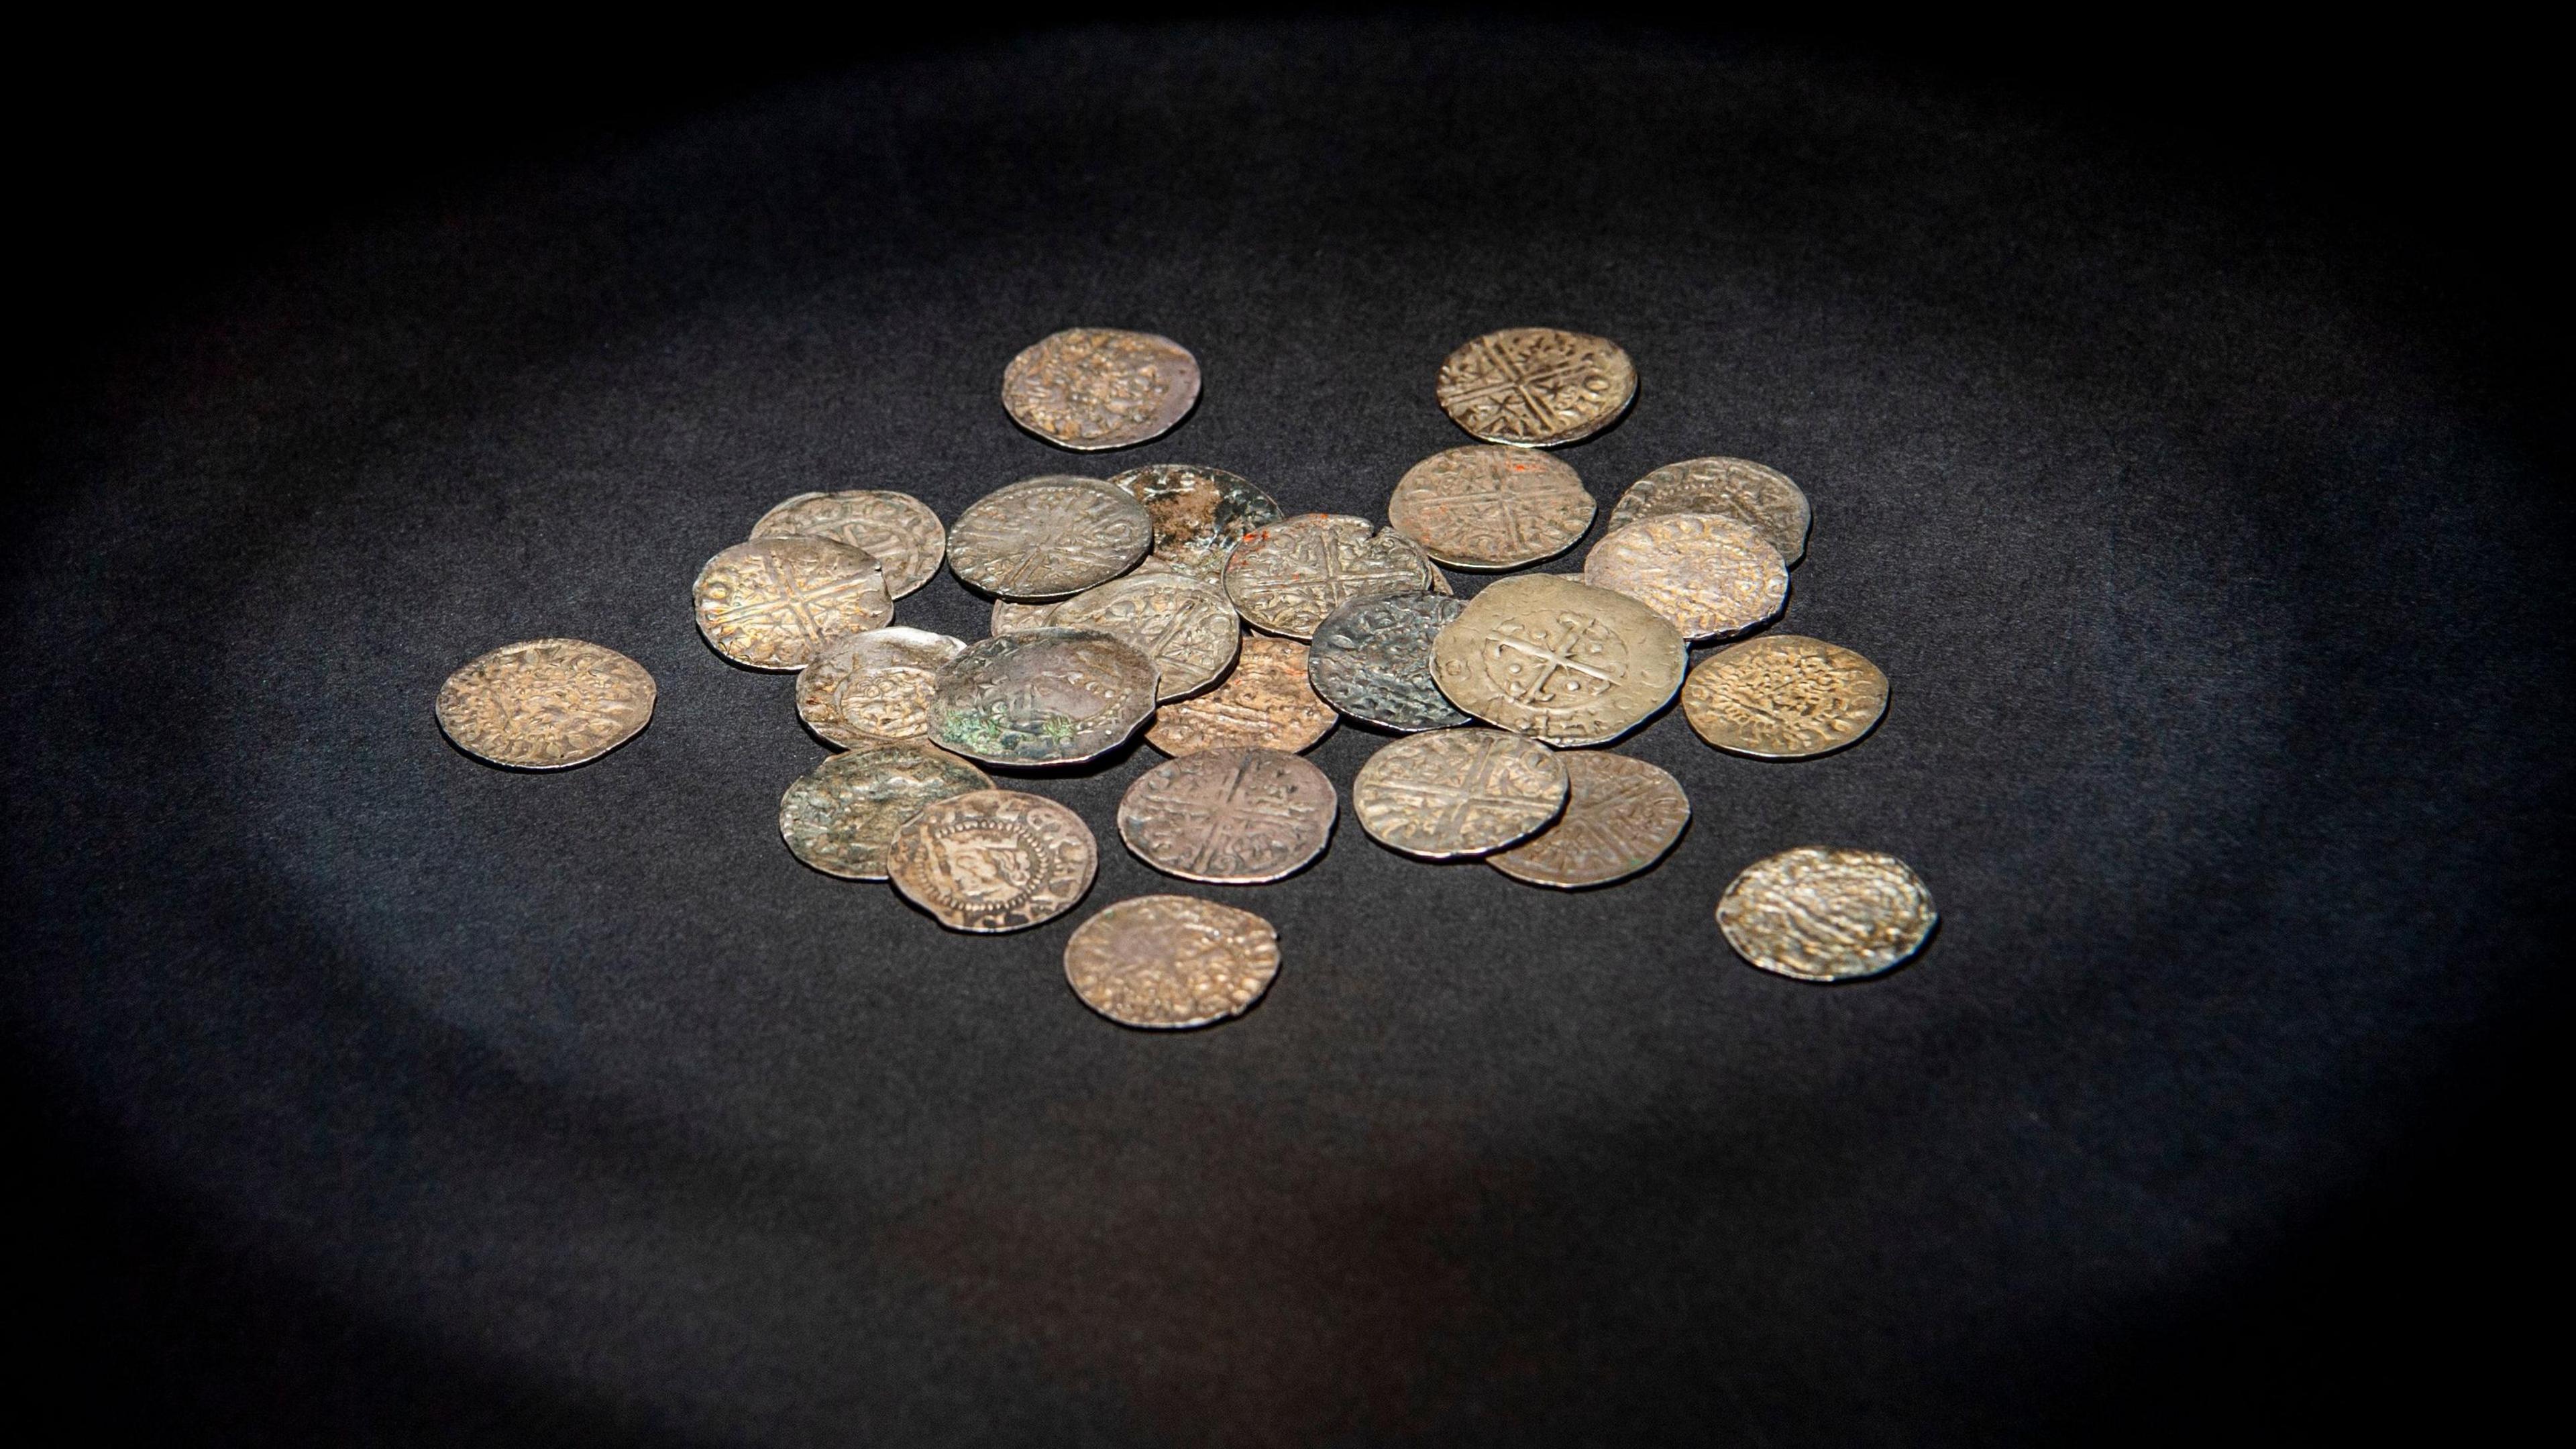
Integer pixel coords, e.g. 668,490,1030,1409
1489,752,1690,889
1387,445,1597,569
1350,727,1568,859
1683,635,1888,759
1117,747,1338,884
1145,635,1338,757
947,476,1155,600
1224,513,1438,640
795,627,970,748
1064,896,1281,1030
1307,591,1470,732
926,627,1159,766
777,740,993,880
692,537,893,670
1717,847,1937,981
1582,513,1789,643
1105,464,1283,582
887,789,1099,932
1430,574,1686,748
1434,327,1638,447
751,490,949,596
1607,458,1811,567
1002,328,1202,452
435,639,656,769
1050,574,1242,702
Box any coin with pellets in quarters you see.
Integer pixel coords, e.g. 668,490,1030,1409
692,536,892,669
1307,592,1470,732
751,490,948,596
1117,747,1336,884
947,476,1153,600
778,739,991,880
926,627,1159,767
1683,635,1887,759
1387,445,1595,569
795,627,969,748
1051,573,1240,701
1581,513,1787,642
1146,635,1338,756
1064,896,1281,1029
1350,727,1567,859
1607,458,1811,567
887,789,1097,932
1717,847,1937,981
1489,753,1690,889
435,638,655,769
1002,328,1201,451
1430,574,1684,748
1435,327,1636,447
1224,513,1437,640
1105,464,1283,582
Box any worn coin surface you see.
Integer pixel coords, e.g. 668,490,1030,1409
1434,327,1637,447
926,627,1159,766
692,537,892,669
988,597,1061,637
1684,635,1888,759
1350,727,1568,859
1307,592,1470,732
1582,513,1789,642
751,490,949,596
1064,896,1281,1029
777,740,992,880
1051,574,1241,701
1002,328,1201,451
1117,747,1337,884
887,789,1098,932
435,638,655,769
1105,464,1283,582
794,627,969,748
1387,446,1596,569
1489,752,1690,888
1224,513,1438,640
1607,458,1811,567
1430,575,1685,747
1145,635,1338,756
947,476,1154,600
1717,847,1937,981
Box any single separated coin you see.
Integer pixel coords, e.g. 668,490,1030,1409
796,627,969,748
1105,464,1283,582
1307,591,1470,732
1002,328,1201,451
1582,513,1788,642
1489,753,1690,889
692,536,892,669
1146,635,1338,756
1387,446,1596,569
1051,574,1241,701
926,627,1159,766
887,789,1097,932
1118,747,1336,883
751,490,948,596
436,638,655,769
1683,635,1888,759
1224,513,1437,640
1717,847,1937,981
947,476,1154,600
1430,575,1684,747
1065,895,1281,1029
1607,458,1811,566
1435,327,1636,447
777,739,992,880
1350,727,1567,859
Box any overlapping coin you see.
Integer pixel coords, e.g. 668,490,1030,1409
1489,753,1690,889
1307,592,1470,732
794,627,969,748
1050,574,1240,701
1582,513,1788,642
926,627,1159,766
1145,636,1338,756
1064,896,1281,1029
1717,847,1937,981
1223,513,1438,640
435,638,656,769
1683,635,1887,759
778,740,992,880
947,476,1153,600
1607,458,1811,567
1350,727,1568,859
1105,464,1283,581
1387,445,1596,569
1117,747,1336,883
886,788,1098,932
751,490,949,596
1430,575,1684,747
692,537,892,669
1002,328,1201,451
1434,327,1636,447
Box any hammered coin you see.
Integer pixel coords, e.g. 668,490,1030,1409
926,627,1159,766
886,788,1098,932
1717,847,1937,981
1146,635,1338,756
795,627,969,748
1307,592,1470,732
1582,513,1788,643
1350,727,1567,860
1434,327,1637,447
1387,445,1596,570
1050,574,1241,701
1684,635,1888,759
692,537,892,670
435,638,655,769
989,598,1059,637
1430,575,1684,747
1223,513,1437,640
751,490,948,596
1489,753,1690,889
1064,896,1281,1030
1117,747,1337,884
1002,328,1201,451
1105,463,1283,582
947,476,1153,600
777,740,992,880
1607,458,1811,567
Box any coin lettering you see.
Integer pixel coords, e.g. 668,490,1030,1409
1387,445,1595,569
1434,327,1636,447
1682,635,1887,759
887,789,1099,932
692,537,892,669
1224,513,1437,640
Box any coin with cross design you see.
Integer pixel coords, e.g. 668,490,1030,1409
1307,591,1470,733
1430,575,1684,747
692,537,892,670
1434,327,1636,447
750,489,948,596
1489,751,1691,889
1387,445,1596,569
1582,512,1788,642
947,476,1154,600
1050,573,1241,701
1350,727,1567,859
1223,513,1438,640
1104,463,1283,582
1117,746,1337,884
1144,635,1338,757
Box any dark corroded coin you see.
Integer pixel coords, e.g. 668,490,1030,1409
1224,513,1438,641
1683,635,1888,759
926,627,1159,766
1051,574,1241,701
887,789,1097,932
1607,458,1811,567
947,476,1153,600
794,627,969,748
751,490,948,596
435,638,655,769
692,537,892,670
1350,727,1567,859
1116,747,1337,884
1434,327,1637,447
1307,592,1470,732
1489,752,1690,889
1002,328,1201,451
1145,635,1338,757
1717,847,1937,981
1105,464,1283,582
1430,574,1685,747
777,739,991,880
1581,513,1788,643
1064,896,1281,1029
1387,446,1595,569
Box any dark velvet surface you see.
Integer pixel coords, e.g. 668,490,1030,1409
7,19,2567,1444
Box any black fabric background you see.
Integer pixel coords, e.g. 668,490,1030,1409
7,17,2568,1445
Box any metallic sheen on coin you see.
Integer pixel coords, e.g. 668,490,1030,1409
435,638,655,769
1717,847,1937,981
1105,464,1283,582
1387,445,1596,569
947,476,1153,600
1430,575,1684,747
1435,327,1637,447
1684,635,1888,759
1224,513,1437,640
1307,592,1470,732
1146,636,1338,756
926,627,1159,766
1607,458,1811,567
1116,747,1337,884
751,490,949,596
1489,753,1690,889
887,789,1098,932
989,598,1059,636
1050,574,1241,701
1064,896,1281,1029
1002,328,1201,451
777,740,992,880
1582,513,1788,642
1350,727,1568,859
692,537,892,670
795,627,969,748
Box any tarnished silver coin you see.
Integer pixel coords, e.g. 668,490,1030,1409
926,627,1159,766
1146,635,1338,757
1684,635,1888,759
1307,592,1470,732
1489,753,1690,889
1002,328,1201,451
1105,464,1283,582
794,627,969,748
989,597,1060,636
1350,727,1567,859
1582,513,1788,642
1223,513,1438,640
886,788,1097,932
1430,575,1685,747
1050,574,1241,701
1117,747,1336,884
777,739,992,880
751,490,949,596
692,537,892,670
947,476,1154,600
1064,896,1281,1030
1717,847,1937,981
1435,327,1637,447
1387,446,1596,569
435,638,655,769
1607,458,1811,567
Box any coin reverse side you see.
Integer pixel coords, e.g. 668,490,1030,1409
1350,727,1568,859
1717,847,1937,981
1105,464,1283,581
926,627,1159,766
1224,513,1438,640
1430,575,1685,747
1146,635,1338,757
947,476,1154,600
1117,747,1337,884
1307,592,1470,732
435,639,655,769
1682,635,1888,759
1489,752,1690,888
795,627,970,748
887,789,1099,932
777,740,992,880
1387,445,1596,569
1434,327,1637,447
1002,329,1201,451
1051,574,1242,701
692,537,892,669
1581,513,1788,642
751,490,949,596
1064,896,1281,1029
1607,458,1811,567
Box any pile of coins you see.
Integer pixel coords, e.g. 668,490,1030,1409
437,324,1936,1030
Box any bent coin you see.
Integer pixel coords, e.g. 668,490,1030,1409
1145,635,1338,756
795,627,969,748
1430,575,1684,747
1224,513,1437,640
1064,896,1281,1029
888,789,1097,932
1105,463,1283,581
1050,574,1241,701
751,490,948,596
1117,747,1337,884
1387,445,1595,569
436,638,655,769
1489,753,1690,889
1717,847,1937,981
1435,327,1636,447
1350,727,1567,859
1307,592,1470,732
1581,512,1787,642
947,476,1153,600
777,740,992,880
926,627,1159,766
1002,328,1201,451
1682,635,1887,759
1607,458,1811,567
692,537,892,669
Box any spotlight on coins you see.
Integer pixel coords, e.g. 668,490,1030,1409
751,490,949,597
795,627,969,749
1489,753,1690,889
778,740,992,880
1064,895,1281,1030
1387,445,1596,570
1581,513,1788,643
947,476,1153,600
1104,464,1283,582
1350,727,1568,859
926,627,1159,767
1434,327,1637,447
1050,574,1241,702
1146,636,1338,757
1307,592,1470,733
888,789,1099,932
435,639,655,769
1117,747,1337,884
692,537,892,669
1430,575,1684,747
1717,847,1937,981
1224,513,1438,640
1683,635,1888,759
1002,328,1202,451
1607,458,1811,567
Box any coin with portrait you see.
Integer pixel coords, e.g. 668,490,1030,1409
887,788,1098,932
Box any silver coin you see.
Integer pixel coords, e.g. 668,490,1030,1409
692,536,892,670
794,626,969,748
777,739,992,880
989,596,1060,637
750,490,949,596
1116,747,1337,884
1223,513,1438,640
1050,574,1241,701
1428,574,1686,748
886,788,1097,932
1350,727,1567,859
1306,591,1470,732
1682,635,1888,759
1607,458,1810,567
1145,635,1339,757
926,627,1159,766
947,476,1153,600
1001,328,1201,451
1063,895,1281,1030
1434,327,1637,447
1489,752,1690,889
435,638,655,769
1717,847,1937,981
1581,513,1788,642
1387,446,1596,570
1104,463,1283,582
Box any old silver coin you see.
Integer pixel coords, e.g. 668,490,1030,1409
1684,635,1888,759
751,490,949,596
1146,635,1338,757
1489,753,1690,889
794,627,969,748
1051,574,1241,701
1064,896,1281,1030
777,739,992,880
1717,847,1937,981
1430,575,1685,748
1434,327,1637,447
1001,328,1201,451
1350,727,1567,859
1607,458,1811,567
1387,445,1596,570
988,597,1061,637
926,627,1159,766
1582,513,1788,642
1105,463,1283,582
1223,513,1438,640
692,536,892,670
947,476,1153,600
435,638,655,769
1307,592,1470,732
886,788,1098,932
1117,747,1337,884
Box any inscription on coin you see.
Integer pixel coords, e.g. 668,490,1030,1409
692,537,892,669
778,740,992,880
1607,458,1811,567
751,490,949,596
1350,727,1568,859
1430,575,1684,747
795,627,969,748
1002,328,1201,451
989,597,1060,636
1683,635,1888,759
435,638,655,769
927,627,1159,766
1051,574,1241,701
1582,513,1788,642
947,476,1153,600
1117,747,1337,884
1224,513,1437,640
887,789,1098,932
1489,753,1690,889
1307,592,1470,732
1146,635,1338,756
1387,446,1596,569
1434,327,1637,447
1105,464,1283,581
1717,847,1937,981
1064,896,1281,1029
